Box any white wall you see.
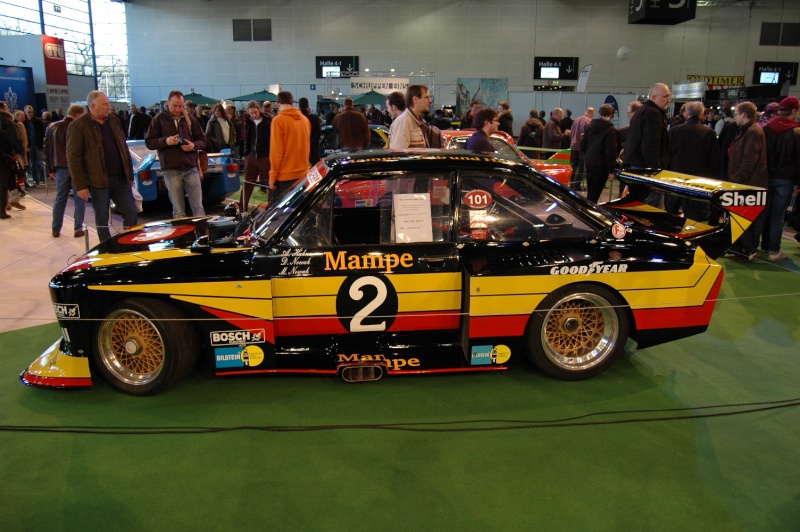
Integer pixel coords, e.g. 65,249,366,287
125,0,800,109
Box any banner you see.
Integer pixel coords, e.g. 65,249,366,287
576,64,592,92
0,66,36,113
687,74,745,90
42,35,70,111
349,77,409,95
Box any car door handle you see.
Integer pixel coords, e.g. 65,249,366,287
422,256,451,269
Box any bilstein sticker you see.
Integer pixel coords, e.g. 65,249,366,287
215,345,265,368
471,345,511,365
550,261,628,275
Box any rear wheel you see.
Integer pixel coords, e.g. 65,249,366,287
526,284,628,380
92,298,198,395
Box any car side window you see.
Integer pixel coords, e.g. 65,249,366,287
459,173,595,242
284,172,453,247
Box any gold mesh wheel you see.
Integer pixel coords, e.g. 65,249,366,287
539,292,619,372
97,308,166,386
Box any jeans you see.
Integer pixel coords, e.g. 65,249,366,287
91,174,138,242
163,168,204,218
761,179,794,253
29,146,44,184
52,167,86,233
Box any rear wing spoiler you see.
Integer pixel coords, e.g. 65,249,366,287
606,168,767,257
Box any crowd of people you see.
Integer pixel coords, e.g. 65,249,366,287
448,83,799,264
2,83,798,263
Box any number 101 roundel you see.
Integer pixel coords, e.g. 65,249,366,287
21,150,766,395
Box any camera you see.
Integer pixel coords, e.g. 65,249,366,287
177,137,187,146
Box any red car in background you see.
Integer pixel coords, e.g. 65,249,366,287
441,130,572,187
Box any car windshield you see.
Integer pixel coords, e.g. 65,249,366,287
448,136,520,160
251,162,329,243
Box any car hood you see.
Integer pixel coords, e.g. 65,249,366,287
84,216,236,259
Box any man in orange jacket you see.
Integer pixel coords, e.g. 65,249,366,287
269,91,311,199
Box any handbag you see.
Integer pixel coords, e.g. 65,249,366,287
197,150,209,176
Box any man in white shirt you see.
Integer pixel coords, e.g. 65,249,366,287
389,85,431,149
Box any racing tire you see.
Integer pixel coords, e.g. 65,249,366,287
92,298,198,395
526,284,629,380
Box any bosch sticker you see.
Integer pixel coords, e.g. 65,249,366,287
117,225,196,245
210,329,266,346
54,303,80,319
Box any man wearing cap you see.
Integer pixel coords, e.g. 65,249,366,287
761,96,800,261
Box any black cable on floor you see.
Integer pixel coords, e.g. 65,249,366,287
1,397,798,435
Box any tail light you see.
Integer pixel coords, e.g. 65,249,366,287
139,170,152,179
227,164,239,173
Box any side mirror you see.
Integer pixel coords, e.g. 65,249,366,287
190,235,212,254
223,203,239,219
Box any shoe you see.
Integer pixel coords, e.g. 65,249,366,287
73,230,85,238
722,250,738,258
0,212,10,220
735,251,758,263
52,230,60,237
768,251,787,261
8,202,26,210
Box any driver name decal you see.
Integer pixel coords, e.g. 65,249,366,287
324,251,413,273
279,249,314,276
550,262,629,275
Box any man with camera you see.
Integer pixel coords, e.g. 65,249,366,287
145,90,208,218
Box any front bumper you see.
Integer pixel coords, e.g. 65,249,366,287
20,338,93,389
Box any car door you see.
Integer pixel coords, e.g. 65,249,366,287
264,169,466,374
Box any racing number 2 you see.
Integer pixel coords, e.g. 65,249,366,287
349,277,387,331
336,275,399,333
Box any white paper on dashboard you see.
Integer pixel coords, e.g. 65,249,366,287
394,193,433,243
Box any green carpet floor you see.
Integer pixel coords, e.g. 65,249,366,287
2,245,799,530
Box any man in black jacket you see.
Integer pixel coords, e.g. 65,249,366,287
299,97,321,165
581,104,618,203
666,101,721,222
239,100,272,211
623,83,671,205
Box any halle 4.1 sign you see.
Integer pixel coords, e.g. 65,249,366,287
534,57,579,81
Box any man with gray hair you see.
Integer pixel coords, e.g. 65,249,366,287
543,107,570,150
46,104,87,238
67,90,137,242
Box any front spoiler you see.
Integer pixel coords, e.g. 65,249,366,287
19,338,93,389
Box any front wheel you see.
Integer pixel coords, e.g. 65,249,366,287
526,284,629,380
92,298,198,395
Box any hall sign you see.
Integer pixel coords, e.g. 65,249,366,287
752,61,798,86
533,57,579,81
628,0,696,25
316,56,359,79
350,77,410,95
